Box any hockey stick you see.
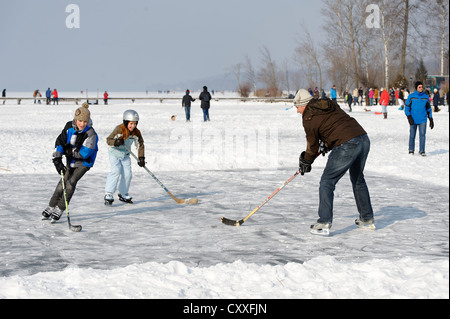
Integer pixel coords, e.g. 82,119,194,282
124,145,198,205
60,171,82,232
221,170,301,227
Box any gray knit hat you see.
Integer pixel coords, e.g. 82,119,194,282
74,102,91,122
294,89,313,106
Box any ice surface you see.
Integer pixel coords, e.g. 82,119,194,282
0,93,448,298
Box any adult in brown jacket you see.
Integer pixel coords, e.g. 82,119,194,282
294,89,375,236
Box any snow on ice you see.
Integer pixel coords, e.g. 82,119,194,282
0,91,448,299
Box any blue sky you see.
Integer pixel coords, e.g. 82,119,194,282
0,0,325,91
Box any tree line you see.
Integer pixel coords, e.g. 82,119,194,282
230,0,449,97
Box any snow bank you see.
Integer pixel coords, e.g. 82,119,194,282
0,256,447,299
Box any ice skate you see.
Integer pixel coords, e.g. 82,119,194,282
118,193,133,204
41,206,55,220
355,218,376,230
310,222,332,236
50,207,64,223
104,193,114,206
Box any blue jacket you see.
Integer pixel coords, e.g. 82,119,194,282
330,88,337,99
54,120,98,168
405,91,432,125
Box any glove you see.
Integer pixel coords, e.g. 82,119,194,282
407,115,415,126
138,157,146,167
319,140,330,156
114,139,124,147
299,152,312,176
53,157,66,174
63,144,73,157
429,118,434,130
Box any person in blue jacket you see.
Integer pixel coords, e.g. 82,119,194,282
330,85,337,102
45,88,52,105
405,81,434,156
42,102,99,222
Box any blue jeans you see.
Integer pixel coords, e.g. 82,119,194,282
202,108,210,121
317,134,373,224
409,123,427,153
184,106,191,121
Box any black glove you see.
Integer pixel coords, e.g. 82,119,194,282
138,157,146,167
63,144,73,157
53,157,66,174
319,140,330,156
407,115,415,126
429,118,434,130
114,139,124,147
299,152,312,176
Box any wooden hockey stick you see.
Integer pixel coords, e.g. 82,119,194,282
221,171,301,226
124,145,198,205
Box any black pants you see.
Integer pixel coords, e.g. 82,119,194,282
49,166,90,210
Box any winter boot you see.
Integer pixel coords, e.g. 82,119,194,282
50,207,64,223
355,217,376,230
383,113,387,119
104,193,114,206
118,193,133,204
310,222,332,236
41,206,55,220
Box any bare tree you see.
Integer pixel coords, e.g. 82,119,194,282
229,63,243,95
295,26,323,90
258,46,279,96
244,54,257,95
436,0,449,76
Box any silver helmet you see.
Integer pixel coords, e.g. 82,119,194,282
123,110,139,122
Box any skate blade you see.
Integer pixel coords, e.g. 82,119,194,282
310,228,330,236
358,224,376,231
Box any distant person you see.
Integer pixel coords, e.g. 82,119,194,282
330,85,337,102
379,88,389,119
432,89,440,113
52,88,59,105
2,89,6,104
398,88,405,110
33,89,42,104
344,89,352,112
104,91,109,105
182,89,195,122
46,88,52,105
405,81,434,156
199,86,212,122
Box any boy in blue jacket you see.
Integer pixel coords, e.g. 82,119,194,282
405,81,434,156
42,103,99,222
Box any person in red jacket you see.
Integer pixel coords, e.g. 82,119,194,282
104,91,109,105
379,88,389,119
52,89,59,105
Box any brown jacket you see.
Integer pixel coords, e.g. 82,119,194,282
302,99,366,163
106,124,145,158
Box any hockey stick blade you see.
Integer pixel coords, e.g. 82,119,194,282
70,224,82,232
221,217,245,227
183,197,199,205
